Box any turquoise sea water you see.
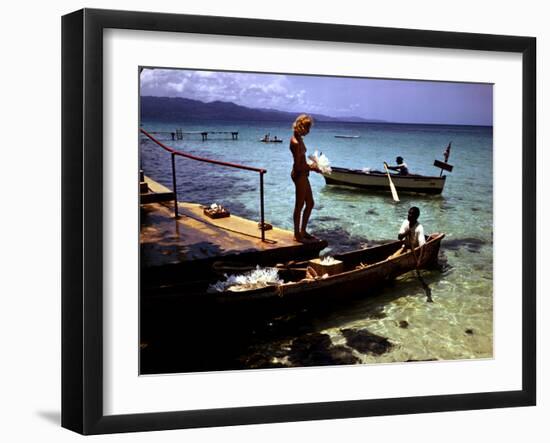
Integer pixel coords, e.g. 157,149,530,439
140,120,493,368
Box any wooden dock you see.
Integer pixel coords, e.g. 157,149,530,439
144,130,239,141
140,177,327,288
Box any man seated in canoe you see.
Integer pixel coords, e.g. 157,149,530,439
389,206,425,259
384,156,409,175
399,206,425,248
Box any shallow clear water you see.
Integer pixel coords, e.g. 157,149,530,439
140,120,493,367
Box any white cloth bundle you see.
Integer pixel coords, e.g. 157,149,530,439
307,150,332,174
209,203,227,213
208,266,283,293
320,256,338,265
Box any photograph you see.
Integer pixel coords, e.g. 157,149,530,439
138,67,494,375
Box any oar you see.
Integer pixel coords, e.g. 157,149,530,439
383,163,400,202
408,238,433,303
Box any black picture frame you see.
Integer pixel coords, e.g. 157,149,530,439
62,8,536,435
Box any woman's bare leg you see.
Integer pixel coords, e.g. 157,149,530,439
300,178,315,237
293,175,307,241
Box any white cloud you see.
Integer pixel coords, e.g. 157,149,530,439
140,68,323,113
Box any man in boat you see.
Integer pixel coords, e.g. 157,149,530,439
398,206,425,248
384,156,409,175
389,206,425,259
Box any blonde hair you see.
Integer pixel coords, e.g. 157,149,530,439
292,114,313,136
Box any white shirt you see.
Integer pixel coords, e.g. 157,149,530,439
399,220,425,248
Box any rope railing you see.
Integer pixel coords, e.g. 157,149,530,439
140,128,268,241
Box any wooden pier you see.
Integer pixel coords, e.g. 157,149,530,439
144,129,239,141
140,177,327,288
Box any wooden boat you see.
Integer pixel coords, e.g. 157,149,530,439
323,166,446,194
206,233,444,305
334,135,360,139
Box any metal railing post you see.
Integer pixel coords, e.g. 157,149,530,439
171,153,179,218
140,129,268,232
260,171,265,242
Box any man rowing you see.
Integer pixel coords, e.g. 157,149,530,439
398,206,425,249
388,206,425,259
384,156,409,175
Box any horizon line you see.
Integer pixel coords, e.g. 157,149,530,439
141,95,493,128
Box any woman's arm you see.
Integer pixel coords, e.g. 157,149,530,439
290,139,313,172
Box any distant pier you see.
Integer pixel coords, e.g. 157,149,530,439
145,129,239,141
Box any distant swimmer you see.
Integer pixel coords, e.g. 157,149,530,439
384,156,409,175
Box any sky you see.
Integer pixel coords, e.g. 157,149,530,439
140,68,493,126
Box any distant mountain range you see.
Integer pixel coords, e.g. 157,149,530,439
140,96,386,124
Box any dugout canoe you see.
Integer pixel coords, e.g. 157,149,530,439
323,166,446,194
206,233,444,305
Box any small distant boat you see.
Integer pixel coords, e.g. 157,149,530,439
323,167,446,194
259,138,283,143
334,135,360,139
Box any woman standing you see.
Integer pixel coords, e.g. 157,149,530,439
289,114,320,243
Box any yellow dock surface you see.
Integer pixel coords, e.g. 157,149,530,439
141,177,327,270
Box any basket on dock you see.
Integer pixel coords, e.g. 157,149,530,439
204,204,230,219
308,257,344,276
